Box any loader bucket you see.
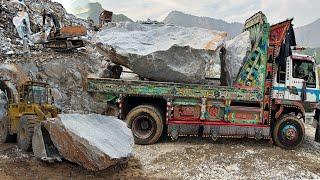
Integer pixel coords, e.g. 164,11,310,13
32,123,62,162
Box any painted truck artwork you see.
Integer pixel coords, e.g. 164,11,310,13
87,12,320,150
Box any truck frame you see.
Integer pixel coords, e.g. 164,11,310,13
87,12,320,149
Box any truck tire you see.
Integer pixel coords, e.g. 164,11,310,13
17,115,39,151
0,117,9,143
126,105,164,145
273,114,305,150
315,121,320,143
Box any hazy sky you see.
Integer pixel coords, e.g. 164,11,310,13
53,0,320,27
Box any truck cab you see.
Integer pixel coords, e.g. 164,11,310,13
273,53,319,103
273,54,319,120
273,53,320,142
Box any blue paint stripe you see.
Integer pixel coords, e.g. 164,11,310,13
273,86,320,101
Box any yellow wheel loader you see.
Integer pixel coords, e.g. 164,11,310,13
0,81,59,151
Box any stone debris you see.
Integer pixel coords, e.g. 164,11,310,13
33,114,134,171
0,0,86,56
222,31,252,86
0,90,7,122
12,1,31,40
94,22,227,83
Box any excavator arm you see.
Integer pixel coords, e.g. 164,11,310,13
42,9,61,40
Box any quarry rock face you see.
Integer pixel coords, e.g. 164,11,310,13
222,31,251,86
95,22,227,83
33,114,134,171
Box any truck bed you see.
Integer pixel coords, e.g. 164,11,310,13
86,77,263,102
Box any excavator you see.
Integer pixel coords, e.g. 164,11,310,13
0,81,59,151
90,10,113,31
41,10,87,51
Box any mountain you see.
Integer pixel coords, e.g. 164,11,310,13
70,1,133,24
163,11,243,38
295,48,320,63
295,19,320,48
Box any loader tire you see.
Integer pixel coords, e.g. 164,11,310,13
0,117,9,143
17,115,39,151
273,114,305,150
126,105,164,145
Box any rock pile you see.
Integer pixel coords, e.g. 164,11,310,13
0,0,86,55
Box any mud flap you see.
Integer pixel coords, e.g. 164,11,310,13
32,124,62,163
315,121,320,143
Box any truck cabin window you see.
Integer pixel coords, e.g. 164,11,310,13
292,59,316,88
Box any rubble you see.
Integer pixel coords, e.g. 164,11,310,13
222,31,251,86
0,0,86,56
94,22,227,83
0,49,111,113
0,90,7,121
33,114,134,171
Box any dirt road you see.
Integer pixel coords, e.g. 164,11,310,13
0,125,319,180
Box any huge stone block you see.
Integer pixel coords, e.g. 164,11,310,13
33,114,134,171
94,22,226,84
222,31,251,86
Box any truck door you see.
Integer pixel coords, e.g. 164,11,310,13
289,57,318,102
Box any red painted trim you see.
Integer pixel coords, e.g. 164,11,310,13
172,118,201,121
274,99,306,114
275,106,284,119
291,55,314,62
232,84,261,91
168,120,269,128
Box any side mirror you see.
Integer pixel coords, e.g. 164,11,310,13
301,81,307,101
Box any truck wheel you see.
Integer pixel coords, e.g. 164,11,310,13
17,115,39,151
126,105,164,145
315,121,320,143
0,117,9,143
273,114,305,150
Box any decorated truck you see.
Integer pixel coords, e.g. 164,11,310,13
87,12,320,149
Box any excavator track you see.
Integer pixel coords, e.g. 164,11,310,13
44,39,84,52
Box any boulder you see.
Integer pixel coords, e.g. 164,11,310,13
94,22,227,84
222,31,251,86
33,114,134,171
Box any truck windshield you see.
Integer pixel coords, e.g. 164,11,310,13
25,86,48,104
292,59,316,88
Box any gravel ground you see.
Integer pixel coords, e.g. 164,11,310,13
0,125,319,179
133,125,320,179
